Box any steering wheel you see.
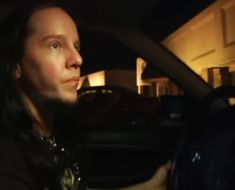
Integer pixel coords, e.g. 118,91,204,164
169,85,235,190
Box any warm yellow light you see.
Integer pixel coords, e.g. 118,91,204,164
88,71,105,86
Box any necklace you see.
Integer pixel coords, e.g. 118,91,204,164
31,124,84,190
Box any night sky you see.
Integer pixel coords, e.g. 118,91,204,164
79,0,216,75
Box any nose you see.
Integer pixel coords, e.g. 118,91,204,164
66,48,83,69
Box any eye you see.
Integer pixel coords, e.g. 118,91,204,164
74,43,80,52
51,42,60,49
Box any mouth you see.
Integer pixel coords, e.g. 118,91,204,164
63,77,80,89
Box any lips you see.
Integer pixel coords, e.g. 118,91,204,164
63,77,80,88
64,77,80,82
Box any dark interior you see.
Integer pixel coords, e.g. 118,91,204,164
2,1,234,189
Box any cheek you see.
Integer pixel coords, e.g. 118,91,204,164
22,52,63,80
41,53,65,76
43,62,60,77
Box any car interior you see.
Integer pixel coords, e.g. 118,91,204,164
2,0,235,189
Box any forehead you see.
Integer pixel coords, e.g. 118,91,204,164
27,7,79,38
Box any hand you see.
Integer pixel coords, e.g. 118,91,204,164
119,161,171,190
147,161,171,190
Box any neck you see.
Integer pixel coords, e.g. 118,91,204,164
20,92,54,138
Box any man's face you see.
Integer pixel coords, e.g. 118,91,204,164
18,7,83,104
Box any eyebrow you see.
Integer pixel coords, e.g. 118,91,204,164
41,34,64,42
41,34,80,45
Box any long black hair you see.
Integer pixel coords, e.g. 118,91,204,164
0,1,82,189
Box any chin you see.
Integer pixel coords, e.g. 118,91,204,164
61,94,78,104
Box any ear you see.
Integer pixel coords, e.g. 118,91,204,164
14,63,22,79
